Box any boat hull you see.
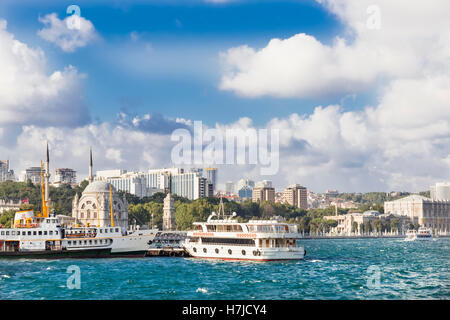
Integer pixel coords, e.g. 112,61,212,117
0,248,112,259
183,244,305,261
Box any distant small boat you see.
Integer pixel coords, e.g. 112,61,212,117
405,227,433,241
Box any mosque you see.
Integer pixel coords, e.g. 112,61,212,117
72,148,129,229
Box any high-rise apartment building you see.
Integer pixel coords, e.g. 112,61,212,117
252,185,275,203
53,168,77,186
284,184,308,209
0,160,15,182
225,181,235,194
97,167,212,200
205,168,217,192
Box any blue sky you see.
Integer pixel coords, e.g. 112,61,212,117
1,0,448,193
1,0,355,126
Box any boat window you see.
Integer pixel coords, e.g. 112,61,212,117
1,231,4,235
232,225,243,232
55,231,58,235
104,229,108,233
38,231,42,235
11,231,15,236
206,225,216,232
49,231,53,235
94,240,98,244
44,231,47,235
99,229,103,233
68,241,72,245
110,228,114,233
115,228,119,233
28,231,31,235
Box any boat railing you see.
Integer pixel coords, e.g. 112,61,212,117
14,223,39,228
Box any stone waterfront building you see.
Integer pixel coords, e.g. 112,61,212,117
384,195,450,233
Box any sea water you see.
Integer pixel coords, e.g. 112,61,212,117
0,238,448,300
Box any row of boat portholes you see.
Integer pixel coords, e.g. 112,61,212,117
192,247,261,256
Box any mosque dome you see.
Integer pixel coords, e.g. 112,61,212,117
83,180,117,194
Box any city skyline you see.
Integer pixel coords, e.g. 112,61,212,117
0,0,449,193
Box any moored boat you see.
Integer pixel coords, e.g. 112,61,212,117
182,198,305,261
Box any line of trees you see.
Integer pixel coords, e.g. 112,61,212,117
0,181,424,232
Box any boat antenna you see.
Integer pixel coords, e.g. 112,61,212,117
109,184,115,227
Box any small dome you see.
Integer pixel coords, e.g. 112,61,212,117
83,180,116,193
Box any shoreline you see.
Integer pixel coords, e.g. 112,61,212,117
301,235,450,240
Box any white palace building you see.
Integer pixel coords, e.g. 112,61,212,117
384,194,450,234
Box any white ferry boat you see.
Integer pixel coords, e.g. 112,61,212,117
0,210,157,258
405,227,433,241
182,199,305,261
0,149,157,258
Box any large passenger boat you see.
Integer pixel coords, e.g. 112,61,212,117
0,145,157,259
182,199,305,261
0,209,157,259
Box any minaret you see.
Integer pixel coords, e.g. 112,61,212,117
44,141,50,203
88,146,93,183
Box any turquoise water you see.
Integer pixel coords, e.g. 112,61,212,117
0,238,448,300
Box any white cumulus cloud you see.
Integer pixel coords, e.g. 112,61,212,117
0,20,89,133
37,13,97,52
219,0,450,98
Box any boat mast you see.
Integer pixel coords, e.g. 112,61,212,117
109,184,115,227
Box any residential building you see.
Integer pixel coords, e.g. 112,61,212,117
53,168,77,186
430,182,450,201
0,160,15,182
325,189,339,198
252,185,275,203
225,181,235,194
238,185,253,199
256,180,272,188
283,184,308,209
24,167,44,184
97,167,213,200
205,168,218,192
236,178,255,190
